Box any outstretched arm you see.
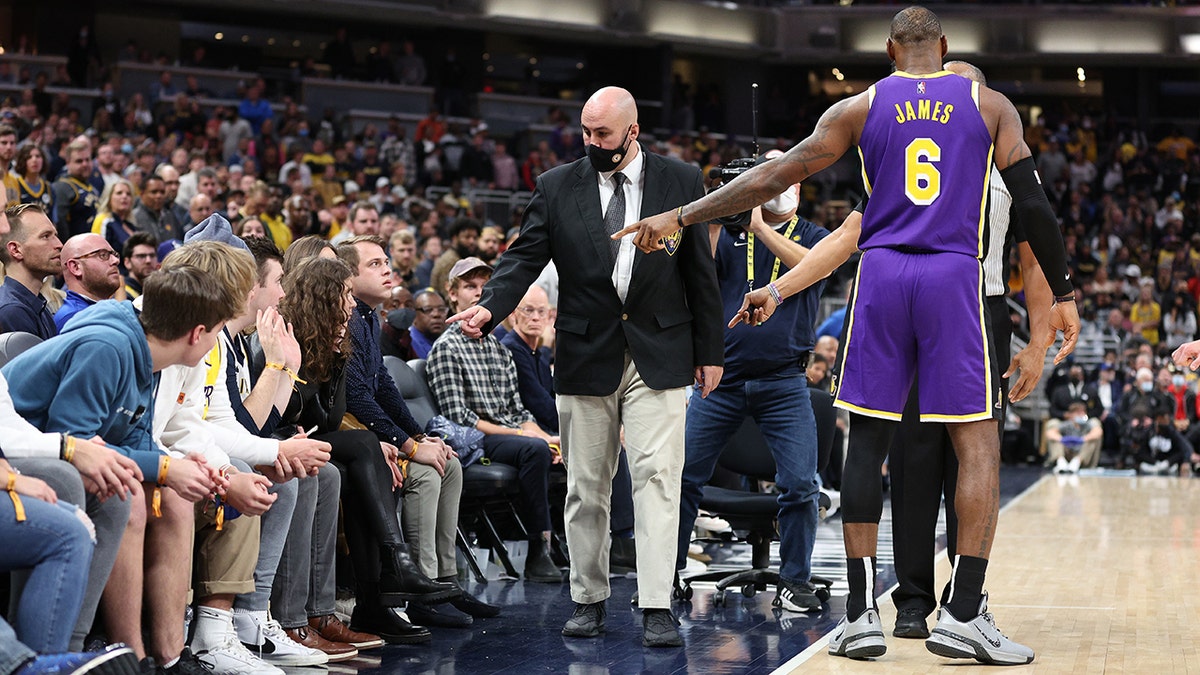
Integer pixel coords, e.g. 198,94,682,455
615,94,866,252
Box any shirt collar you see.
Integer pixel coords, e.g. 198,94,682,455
597,141,645,187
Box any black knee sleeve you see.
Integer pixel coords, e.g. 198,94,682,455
841,413,898,524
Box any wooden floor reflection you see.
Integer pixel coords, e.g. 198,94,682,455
780,474,1200,674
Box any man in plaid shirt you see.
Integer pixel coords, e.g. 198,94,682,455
427,256,563,583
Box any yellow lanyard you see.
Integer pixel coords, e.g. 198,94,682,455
746,216,798,290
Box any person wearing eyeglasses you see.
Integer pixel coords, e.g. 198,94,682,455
0,203,63,339
409,289,448,359
54,234,122,331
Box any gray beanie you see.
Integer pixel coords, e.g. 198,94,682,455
184,213,250,252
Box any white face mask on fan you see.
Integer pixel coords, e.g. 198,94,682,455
761,185,799,225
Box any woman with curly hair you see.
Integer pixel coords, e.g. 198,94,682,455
266,257,457,644
91,178,137,254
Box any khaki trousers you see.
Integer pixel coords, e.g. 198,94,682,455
558,353,687,609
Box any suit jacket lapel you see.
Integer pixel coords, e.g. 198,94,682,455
630,153,670,284
571,161,612,267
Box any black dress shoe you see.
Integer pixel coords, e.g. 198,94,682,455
350,603,433,644
609,536,636,575
450,590,502,618
407,601,474,628
525,539,563,583
379,544,462,604
642,609,682,648
893,607,929,638
561,602,606,638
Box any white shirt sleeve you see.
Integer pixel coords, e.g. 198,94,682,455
0,371,62,459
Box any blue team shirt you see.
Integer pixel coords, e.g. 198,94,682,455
715,218,828,386
858,70,993,258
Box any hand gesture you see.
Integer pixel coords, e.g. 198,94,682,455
279,432,331,475
257,308,288,366
1173,339,1200,371
694,365,724,399
1046,301,1081,364
221,471,277,517
409,438,448,476
446,305,492,339
728,288,777,328
612,210,680,254
71,436,144,501
1003,344,1047,403
164,455,217,502
381,442,405,489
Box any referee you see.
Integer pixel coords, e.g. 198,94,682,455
887,60,1058,640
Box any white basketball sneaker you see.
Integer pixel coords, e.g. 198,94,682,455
926,593,1035,665
828,608,887,660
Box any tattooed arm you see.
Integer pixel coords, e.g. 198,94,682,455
616,93,868,253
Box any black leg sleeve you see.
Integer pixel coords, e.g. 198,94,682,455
841,412,898,524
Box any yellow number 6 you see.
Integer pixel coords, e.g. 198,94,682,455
905,138,941,206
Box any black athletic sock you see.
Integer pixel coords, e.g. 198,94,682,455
946,555,988,621
844,557,877,621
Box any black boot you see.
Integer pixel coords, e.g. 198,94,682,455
379,544,461,605
350,591,433,645
525,538,563,583
441,576,502,618
609,536,637,575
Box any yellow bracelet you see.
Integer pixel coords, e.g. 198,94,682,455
265,362,308,384
152,456,170,518
6,471,25,522
62,435,76,464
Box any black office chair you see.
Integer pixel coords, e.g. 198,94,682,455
387,356,525,583
679,388,837,606
0,331,42,367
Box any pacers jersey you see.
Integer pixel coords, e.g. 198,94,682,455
857,71,993,258
58,176,98,237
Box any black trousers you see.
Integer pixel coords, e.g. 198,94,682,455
483,434,554,533
889,294,1011,616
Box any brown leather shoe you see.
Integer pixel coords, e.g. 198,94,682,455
309,613,385,650
283,625,359,662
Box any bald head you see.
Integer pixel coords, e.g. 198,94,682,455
582,86,640,172
890,6,942,45
62,233,121,299
944,60,986,86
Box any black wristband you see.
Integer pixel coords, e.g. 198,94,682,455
676,206,685,229
1054,294,1076,304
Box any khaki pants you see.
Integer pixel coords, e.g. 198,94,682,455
401,457,463,579
558,354,687,609
194,502,261,598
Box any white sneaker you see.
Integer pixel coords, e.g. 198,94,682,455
694,513,731,534
1054,457,1070,474
234,610,328,667
926,593,1034,665
193,625,286,675
828,608,886,659
1067,456,1081,473
820,488,841,519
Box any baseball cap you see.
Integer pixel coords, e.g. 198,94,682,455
448,256,492,283
375,176,389,189
1124,264,1141,278
331,195,347,206
344,180,360,194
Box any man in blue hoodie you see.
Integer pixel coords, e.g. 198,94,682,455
3,262,246,673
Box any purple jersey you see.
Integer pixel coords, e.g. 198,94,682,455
858,71,993,257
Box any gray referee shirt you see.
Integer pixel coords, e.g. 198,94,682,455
983,165,1014,298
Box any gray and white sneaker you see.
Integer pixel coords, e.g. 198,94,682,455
773,579,821,613
926,593,1034,665
828,608,886,659
193,627,285,675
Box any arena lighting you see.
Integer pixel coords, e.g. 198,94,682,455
214,32,224,40
1182,34,1200,54
1077,67,1086,82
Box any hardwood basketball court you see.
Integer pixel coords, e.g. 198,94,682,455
777,474,1200,674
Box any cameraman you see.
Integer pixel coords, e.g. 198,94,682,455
1121,406,1193,475
676,150,861,612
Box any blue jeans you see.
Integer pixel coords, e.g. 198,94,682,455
234,463,298,614
0,495,95,654
676,368,820,585
0,616,36,674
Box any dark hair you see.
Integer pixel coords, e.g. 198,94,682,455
13,144,44,177
122,231,158,260
449,217,482,239
240,235,284,286
279,257,354,383
890,6,942,45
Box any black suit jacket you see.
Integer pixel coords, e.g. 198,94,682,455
479,148,724,397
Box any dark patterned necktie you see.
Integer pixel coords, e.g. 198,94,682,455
604,172,626,267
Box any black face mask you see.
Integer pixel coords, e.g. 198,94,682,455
587,125,633,173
